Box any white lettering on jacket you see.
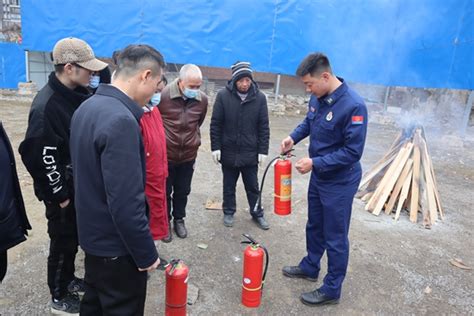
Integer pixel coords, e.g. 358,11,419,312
42,146,63,194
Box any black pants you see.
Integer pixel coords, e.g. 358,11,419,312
166,160,195,221
45,201,78,299
80,253,147,316
222,164,263,218
0,250,7,282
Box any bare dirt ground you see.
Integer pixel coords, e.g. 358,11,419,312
0,99,473,315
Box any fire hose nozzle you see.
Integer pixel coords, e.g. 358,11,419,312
241,233,258,245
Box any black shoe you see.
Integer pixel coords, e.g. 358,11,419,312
282,266,318,282
223,214,234,227
157,256,169,270
252,216,270,230
67,277,85,296
51,293,80,315
174,219,187,238
300,289,340,306
162,230,172,243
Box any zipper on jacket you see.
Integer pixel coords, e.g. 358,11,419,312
178,104,187,161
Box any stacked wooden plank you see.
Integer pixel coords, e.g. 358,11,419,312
357,128,443,228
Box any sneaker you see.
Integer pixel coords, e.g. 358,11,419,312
223,214,234,227
67,277,85,296
51,293,80,315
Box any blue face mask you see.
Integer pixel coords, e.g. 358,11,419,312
89,75,100,89
150,92,161,106
183,88,199,99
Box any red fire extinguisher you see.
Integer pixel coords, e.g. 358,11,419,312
274,155,292,216
165,259,189,316
241,234,269,308
252,150,294,216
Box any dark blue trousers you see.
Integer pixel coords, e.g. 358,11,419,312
299,166,361,299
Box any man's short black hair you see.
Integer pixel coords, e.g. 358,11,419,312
54,64,65,74
112,50,121,65
115,44,166,78
51,52,65,74
161,74,168,86
296,52,332,77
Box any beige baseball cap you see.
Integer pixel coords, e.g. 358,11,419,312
52,37,108,71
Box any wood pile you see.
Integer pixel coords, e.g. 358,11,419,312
357,128,443,228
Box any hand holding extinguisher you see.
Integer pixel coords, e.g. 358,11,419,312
241,234,269,308
282,136,312,175
280,136,294,154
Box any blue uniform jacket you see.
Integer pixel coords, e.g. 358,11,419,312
290,79,368,179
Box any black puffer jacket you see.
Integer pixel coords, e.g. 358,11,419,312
0,122,31,253
210,80,269,167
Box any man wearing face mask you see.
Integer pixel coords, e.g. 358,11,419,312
140,75,169,266
210,61,270,230
19,37,107,314
88,66,111,93
158,64,208,240
70,44,165,315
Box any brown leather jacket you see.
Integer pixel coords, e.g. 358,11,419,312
158,79,208,163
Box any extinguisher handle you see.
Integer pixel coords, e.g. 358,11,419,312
241,233,258,245
280,148,295,157
167,258,181,275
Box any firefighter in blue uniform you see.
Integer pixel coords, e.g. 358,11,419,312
280,52,368,306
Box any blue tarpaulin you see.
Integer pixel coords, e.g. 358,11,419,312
12,0,474,89
0,43,25,89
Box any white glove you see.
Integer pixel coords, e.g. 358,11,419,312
258,154,267,166
212,150,221,164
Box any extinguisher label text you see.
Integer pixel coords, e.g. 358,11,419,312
280,174,291,201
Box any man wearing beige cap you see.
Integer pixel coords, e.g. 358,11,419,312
19,37,106,315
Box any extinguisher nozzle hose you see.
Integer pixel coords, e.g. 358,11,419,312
254,156,280,211
240,234,270,293
254,150,295,212
241,233,258,245
261,245,269,291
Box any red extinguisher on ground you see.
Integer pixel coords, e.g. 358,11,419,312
165,259,189,316
241,234,269,308
252,149,294,216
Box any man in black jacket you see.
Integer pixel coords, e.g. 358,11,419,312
70,44,164,315
19,37,107,314
210,61,270,230
0,122,31,283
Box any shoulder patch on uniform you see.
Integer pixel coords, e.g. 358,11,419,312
352,115,364,125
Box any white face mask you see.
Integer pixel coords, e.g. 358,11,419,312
150,92,161,106
183,88,199,99
89,75,100,89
